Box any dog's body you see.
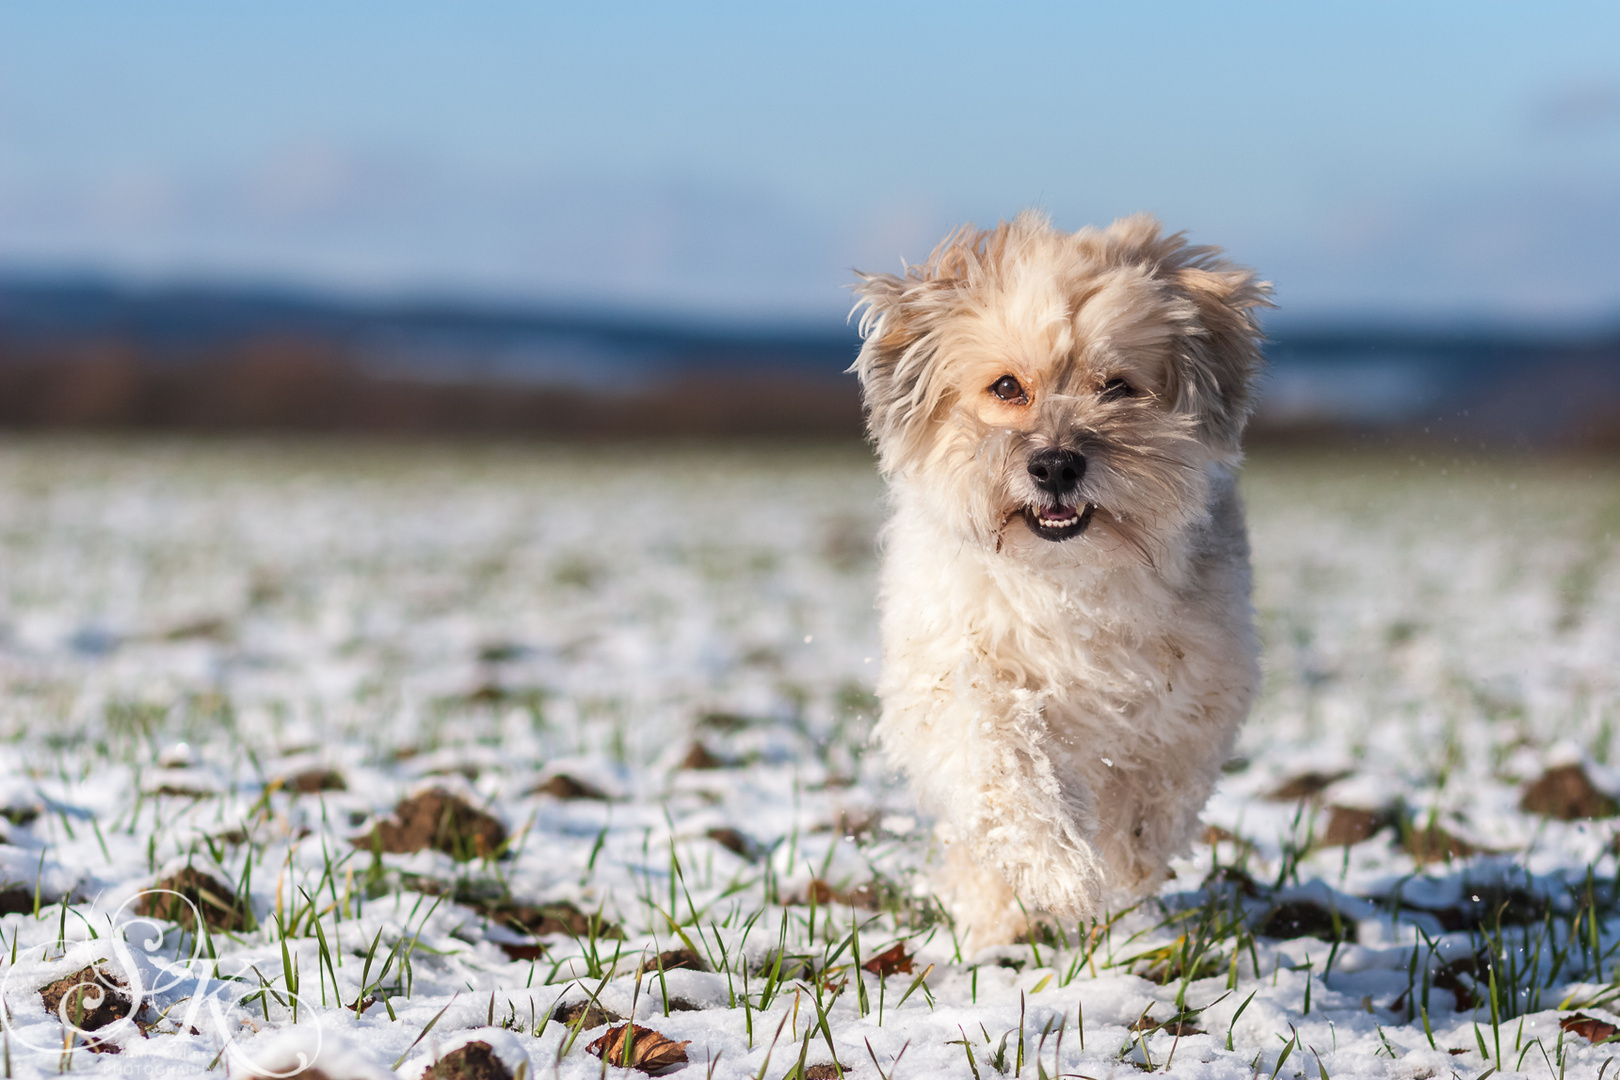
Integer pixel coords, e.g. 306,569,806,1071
851,212,1267,949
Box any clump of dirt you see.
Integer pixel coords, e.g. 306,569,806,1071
40,966,132,1032
1318,805,1399,847
1426,884,1547,932
1131,940,1227,985
638,948,707,975
1403,821,1485,863
1433,955,1487,1011
1264,771,1351,802
356,789,506,860
421,763,480,782
698,711,756,733
426,1041,511,1080
1201,866,1262,896
1014,922,1062,947
705,827,759,859
679,742,725,770
454,685,544,710
585,1024,690,1074
1,886,38,916
554,1001,623,1030
474,897,623,941
147,784,215,798
496,941,544,961
477,642,529,664
803,1066,846,1079
1521,764,1619,820
160,616,232,642
250,1068,337,1080
1257,900,1355,942
277,768,347,794
528,774,608,801
1130,1014,1203,1037
138,867,252,932
1,802,40,826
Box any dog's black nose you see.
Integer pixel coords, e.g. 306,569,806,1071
1027,447,1086,494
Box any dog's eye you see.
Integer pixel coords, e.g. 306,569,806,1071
1100,378,1136,402
990,375,1027,403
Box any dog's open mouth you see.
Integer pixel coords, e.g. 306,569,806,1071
1024,502,1096,542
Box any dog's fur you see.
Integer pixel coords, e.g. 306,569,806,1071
850,211,1268,949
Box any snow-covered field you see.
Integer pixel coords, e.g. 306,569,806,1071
0,437,1618,1079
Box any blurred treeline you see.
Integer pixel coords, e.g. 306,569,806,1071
3,280,1619,446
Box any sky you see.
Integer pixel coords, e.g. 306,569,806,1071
2,2,1619,328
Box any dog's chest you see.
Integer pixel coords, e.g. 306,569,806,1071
881,517,1191,705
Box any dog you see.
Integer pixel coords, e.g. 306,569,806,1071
850,211,1268,949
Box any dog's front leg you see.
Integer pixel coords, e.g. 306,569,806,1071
956,686,1107,923
883,677,1106,940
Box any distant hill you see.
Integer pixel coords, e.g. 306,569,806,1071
2,278,1617,446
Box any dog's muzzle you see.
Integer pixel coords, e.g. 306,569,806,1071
1024,447,1095,541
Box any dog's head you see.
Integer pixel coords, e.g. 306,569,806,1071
851,211,1270,561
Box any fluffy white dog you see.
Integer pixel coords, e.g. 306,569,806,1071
850,211,1268,949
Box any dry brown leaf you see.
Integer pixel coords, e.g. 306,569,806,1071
1201,823,1244,846
585,1024,690,1074
799,878,879,910
861,942,914,977
1561,1012,1620,1043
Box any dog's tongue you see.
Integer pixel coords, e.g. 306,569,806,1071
1039,505,1080,523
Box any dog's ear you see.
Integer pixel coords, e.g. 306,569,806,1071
1165,259,1272,453
849,256,967,471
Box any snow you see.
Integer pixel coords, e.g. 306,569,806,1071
0,438,1617,1078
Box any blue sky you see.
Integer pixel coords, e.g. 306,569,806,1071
2,3,1618,326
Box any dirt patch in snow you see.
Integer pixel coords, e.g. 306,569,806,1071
357,789,506,860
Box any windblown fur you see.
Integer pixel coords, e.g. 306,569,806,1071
851,211,1269,949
